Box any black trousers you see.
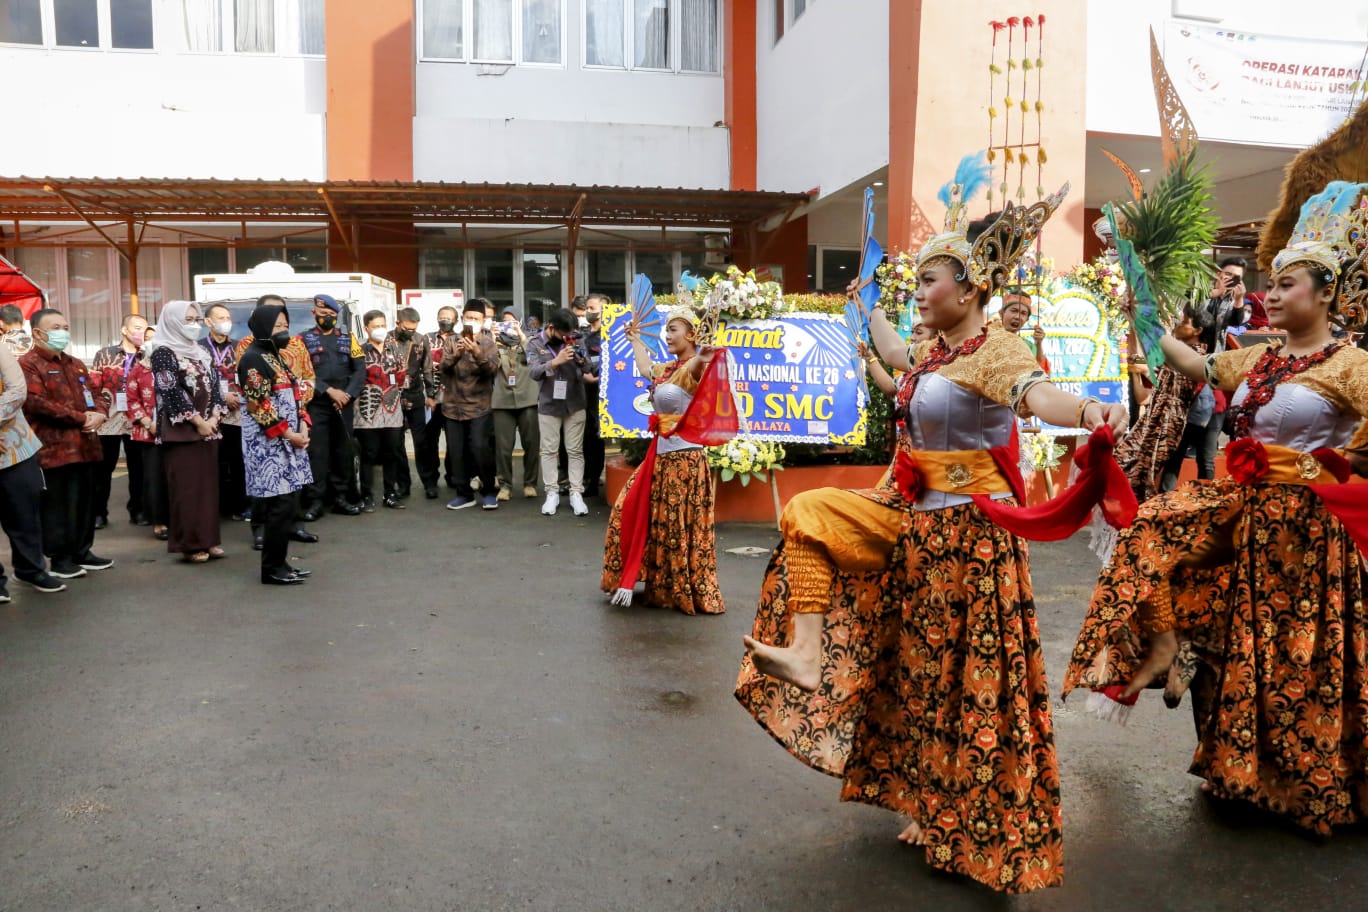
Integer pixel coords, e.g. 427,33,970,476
216,423,248,517
1160,415,1223,491
257,490,299,579
130,440,169,526
582,389,604,493
40,461,96,565
356,426,404,501
94,434,144,521
397,400,427,495
304,402,358,508
0,454,48,581
415,405,455,489
446,413,495,498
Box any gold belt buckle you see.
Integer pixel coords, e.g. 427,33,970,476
946,463,974,488
1296,452,1321,480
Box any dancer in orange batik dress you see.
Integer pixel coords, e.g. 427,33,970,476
736,157,1135,894
1065,181,1368,837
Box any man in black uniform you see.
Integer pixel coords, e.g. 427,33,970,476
393,306,437,499
299,294,365,520
580,293,606,497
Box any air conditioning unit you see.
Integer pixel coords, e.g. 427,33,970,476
704,234,729,267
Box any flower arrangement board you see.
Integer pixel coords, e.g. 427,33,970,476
598,302,868,445
985,281,1128,435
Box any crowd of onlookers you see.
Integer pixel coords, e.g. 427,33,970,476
0,292,610,595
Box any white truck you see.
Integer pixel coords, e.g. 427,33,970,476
192,261,397,339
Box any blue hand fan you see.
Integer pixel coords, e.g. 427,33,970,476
628,273,664,348
1106,204,1165,376
845,186,882,345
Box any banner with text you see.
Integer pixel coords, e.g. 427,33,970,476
1164,21,1368,147
988,284,1127,435
598,304,868,444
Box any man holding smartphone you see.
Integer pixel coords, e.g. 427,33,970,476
439,299,500,511
1188,257,1248,355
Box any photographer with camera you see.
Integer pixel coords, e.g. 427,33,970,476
1187,256,1248,356
527,308,591,516
438,299,500,511
492,309,541,500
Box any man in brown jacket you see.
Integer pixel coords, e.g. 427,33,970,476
21,308,114,579
439,299,499,511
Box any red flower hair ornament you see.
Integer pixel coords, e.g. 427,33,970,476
1225,438,1270,485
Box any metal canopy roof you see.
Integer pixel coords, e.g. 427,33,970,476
0,177,811,229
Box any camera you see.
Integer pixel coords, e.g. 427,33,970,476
562,330,589,365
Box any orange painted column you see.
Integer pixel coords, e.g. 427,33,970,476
887,2,923,255
724,0,758,191
325,0,413,181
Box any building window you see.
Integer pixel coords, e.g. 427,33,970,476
111,0,154,48
818,247,858,293
633,252,672,293
175,0,225,52
584,0,716,73
188,247,231,282
119,247,164,317
53,0,99,47
422,0,561,66
293,0,323,53
520,0,559,64
420,247,466,289
66,247,116,359
772,0,782,42
522,250,561,321
0,0,43,44
794,0,807,19
473,249,515,312
235,0,274,52
586,250,627,304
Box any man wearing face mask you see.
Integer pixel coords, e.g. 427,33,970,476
392,306,436,499
201,303,248,521
298,294,366,520
354,310,407,511
21,308,114,578
89,312,148,530
439,299,500,511
527,308,590,516
417,305,460,499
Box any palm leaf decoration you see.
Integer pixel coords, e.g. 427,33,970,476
1112,147,1219,328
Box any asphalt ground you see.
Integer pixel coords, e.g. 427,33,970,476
3,474,1367,912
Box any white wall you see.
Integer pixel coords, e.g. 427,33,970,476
0,48,326,179
413,63,728,186
1086,0,1368,141
755,0,889,198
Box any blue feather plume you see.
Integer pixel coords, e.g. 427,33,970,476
937,151,993,209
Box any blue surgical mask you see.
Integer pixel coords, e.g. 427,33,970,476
44,329,70,352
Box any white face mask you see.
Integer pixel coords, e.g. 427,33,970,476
464,320,482,334
577,316,590,328
212,320,232,337
370,327,388,343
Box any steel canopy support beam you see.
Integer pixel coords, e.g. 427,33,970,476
318,187,359,267
42,184,130,260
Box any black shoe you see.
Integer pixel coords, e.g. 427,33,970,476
288,567,312,579
292,529,320,544
252,534,264,551
93,516,108,531
261,572,306,586
331,500,361,517
396,488,411,499
424,487,439,500
132,514,152,527
49,560,87,579
383,495,406,509
153,528,169,541
301,509,321,522
583,484,599,498
361,497,376,514
16,572,67,593
78,553,114,571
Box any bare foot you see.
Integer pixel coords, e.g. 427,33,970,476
743,635,821,692
896,820,926,846
1122,629,1179,698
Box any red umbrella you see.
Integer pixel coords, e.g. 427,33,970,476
0,254,45,319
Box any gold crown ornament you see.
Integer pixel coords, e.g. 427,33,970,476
1272,181,1368,333
916,149,1069,295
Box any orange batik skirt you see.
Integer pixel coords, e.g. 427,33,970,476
735,499,1064,894
601,448,725,615
1065,478,1368,836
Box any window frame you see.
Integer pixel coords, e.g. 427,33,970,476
580,0,719,76
418,0,567,69
0,0,324,57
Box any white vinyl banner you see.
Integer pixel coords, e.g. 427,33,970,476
1163,21,1368,147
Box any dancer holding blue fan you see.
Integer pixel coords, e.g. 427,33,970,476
600,276,739,615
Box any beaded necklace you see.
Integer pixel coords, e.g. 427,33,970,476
895,327,989,427
1225,340,1344,439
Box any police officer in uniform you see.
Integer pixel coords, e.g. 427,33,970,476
299,294,365,520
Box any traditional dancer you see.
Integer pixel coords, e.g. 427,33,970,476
1065,181,1368,836
735,162,1133,894
601,306,737,614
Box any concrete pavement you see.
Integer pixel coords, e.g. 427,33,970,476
2,481,1366,911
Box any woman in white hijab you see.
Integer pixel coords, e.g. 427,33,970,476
149,300,227,563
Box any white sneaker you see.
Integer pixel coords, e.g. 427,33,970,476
569,492,589,516
541,492,559,515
